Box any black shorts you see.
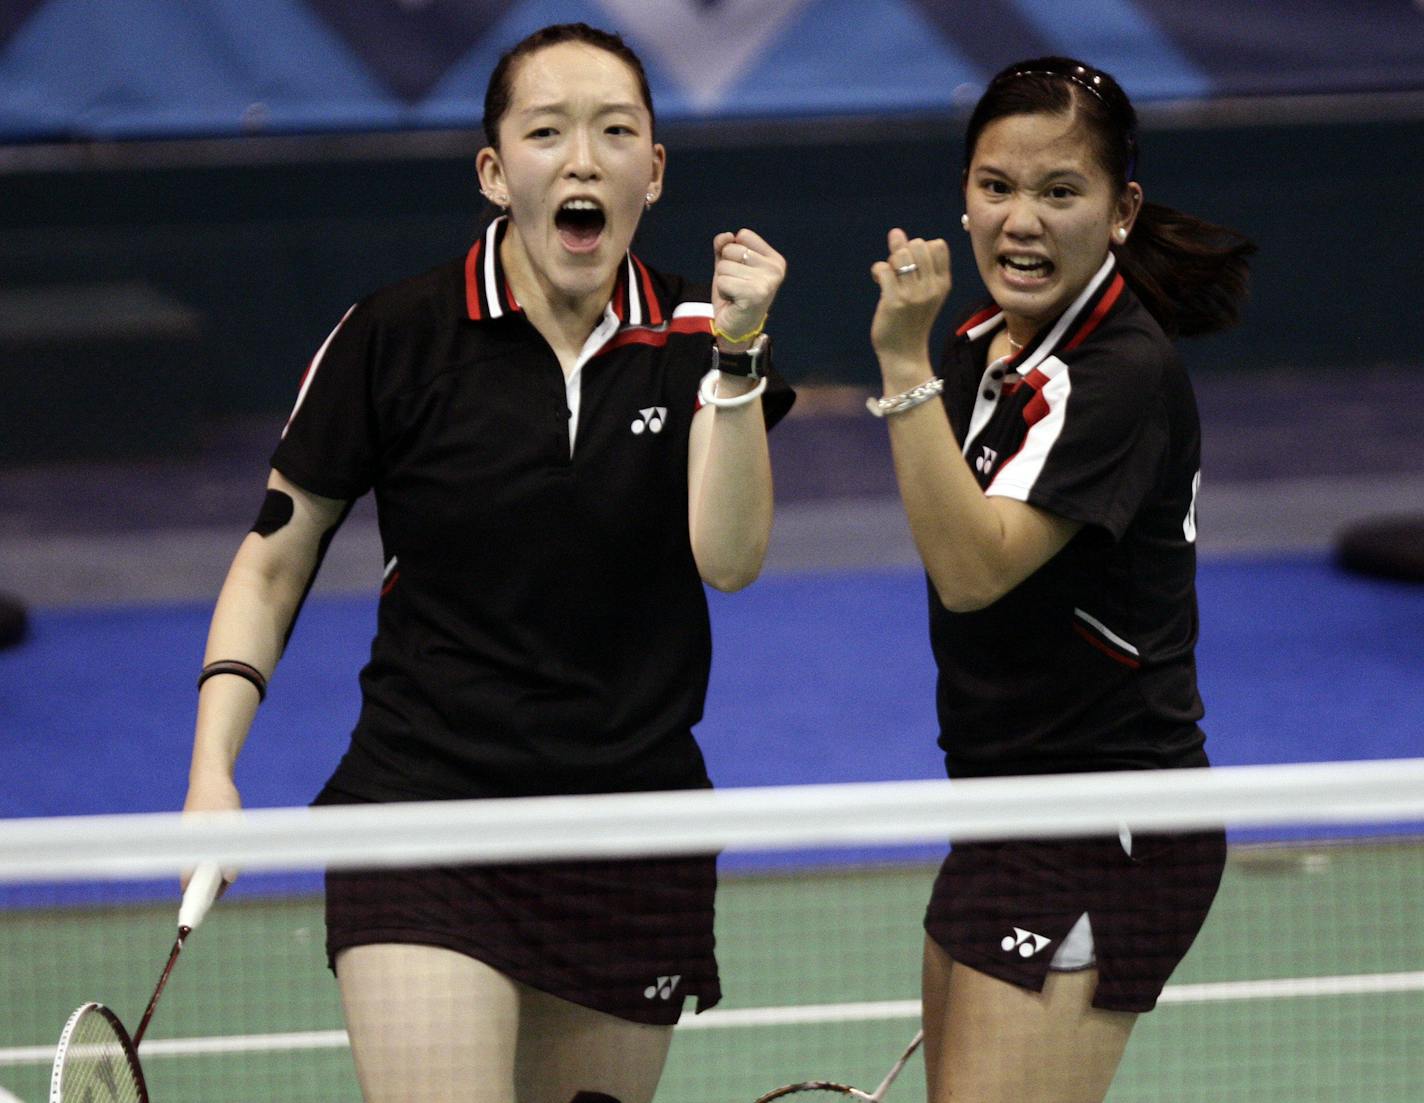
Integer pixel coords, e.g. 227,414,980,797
324,852,721,1026
923,829,1226,1012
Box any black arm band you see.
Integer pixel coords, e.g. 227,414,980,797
250,489,295,537
197,660,268,702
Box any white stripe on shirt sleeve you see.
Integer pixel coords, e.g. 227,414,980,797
282,304,356,438
986,357,1072,501
625,255,642,325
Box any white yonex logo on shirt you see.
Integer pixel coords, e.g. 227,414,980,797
631,407,668,435
974,445,999,474
1002,927,1052,958
644,974,681,1000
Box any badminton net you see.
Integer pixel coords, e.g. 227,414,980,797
1,758,1422,1103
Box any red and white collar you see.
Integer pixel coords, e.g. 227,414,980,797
463,216,666,327
954,253,1127,370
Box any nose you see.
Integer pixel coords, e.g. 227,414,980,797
1001,194,1042,239
564,126,599,180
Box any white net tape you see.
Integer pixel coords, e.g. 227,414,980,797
4,757,1423,881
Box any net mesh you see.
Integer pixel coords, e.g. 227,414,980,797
2,760,1422,1103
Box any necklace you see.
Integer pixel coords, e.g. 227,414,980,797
1006,334,1024,353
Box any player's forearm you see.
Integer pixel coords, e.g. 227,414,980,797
187,535,318,790
886,400,1082,611
883,398,1017,612
689,391,774,592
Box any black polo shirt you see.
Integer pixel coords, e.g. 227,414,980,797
931,255,1208,779
272,217,793,801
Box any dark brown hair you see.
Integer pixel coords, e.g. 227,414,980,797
966,57,1255,337
482,23,655,152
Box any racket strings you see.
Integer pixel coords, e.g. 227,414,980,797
53,1005,146,1103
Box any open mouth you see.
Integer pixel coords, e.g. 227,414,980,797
1000,253,1054,281
555,198,606,252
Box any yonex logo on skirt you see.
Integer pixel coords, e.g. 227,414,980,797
644,974,681,999
1002,927,1052,958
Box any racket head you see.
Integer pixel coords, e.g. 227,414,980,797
753,1029,924,1103
752,1082,878,1102
49,1002,149,1103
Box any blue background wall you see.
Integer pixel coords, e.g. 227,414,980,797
3,0,1424,140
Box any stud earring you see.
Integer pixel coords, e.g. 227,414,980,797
961,213,970,230
645,192,656,210
1114,226,1128,242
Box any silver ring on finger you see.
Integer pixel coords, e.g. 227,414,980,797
894,262,919,277
742,248,751,264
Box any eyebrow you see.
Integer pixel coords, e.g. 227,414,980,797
973,163,1091,187
516,100,646,119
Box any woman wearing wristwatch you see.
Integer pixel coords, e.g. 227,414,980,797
182,22,793,1103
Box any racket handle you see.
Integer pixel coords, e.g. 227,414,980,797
178,862,224,931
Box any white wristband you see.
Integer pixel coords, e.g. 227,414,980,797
699,370,768,409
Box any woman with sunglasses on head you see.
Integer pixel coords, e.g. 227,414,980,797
867,59,1254,1102
182,22,793,1103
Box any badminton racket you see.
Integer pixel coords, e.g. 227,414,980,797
751,1029,924,1102
49,863,225,1103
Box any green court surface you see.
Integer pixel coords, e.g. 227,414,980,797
2,841,1421,1102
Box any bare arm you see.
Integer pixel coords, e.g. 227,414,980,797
870,229,1080,611
184,469,349,816
688,228,786,591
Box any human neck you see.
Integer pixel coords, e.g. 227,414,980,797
501,230,617,366
1002,318,1038,355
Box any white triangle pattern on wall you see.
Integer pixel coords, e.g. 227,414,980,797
592,0,817,111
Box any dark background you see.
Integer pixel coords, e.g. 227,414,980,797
4,112,1420,462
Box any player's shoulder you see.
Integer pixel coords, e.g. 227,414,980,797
1059,286,1178,388
633,258,710,314
353,256,467,328
309,257,469,401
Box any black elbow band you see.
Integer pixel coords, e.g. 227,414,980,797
197,660,268,702
251,489,295,537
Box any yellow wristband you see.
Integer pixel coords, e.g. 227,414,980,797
710,315,767,346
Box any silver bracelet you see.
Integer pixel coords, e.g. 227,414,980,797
866,376,945,417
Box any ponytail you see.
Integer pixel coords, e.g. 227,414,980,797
1115,202,1256,339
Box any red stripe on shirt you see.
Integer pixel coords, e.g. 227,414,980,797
598,314,711,356
1063,274,1125,352
613,275,629,322
464,239,484,320
633,255,664,326
983,367,1054,493
1073,622,1141,668
957,306,1000,335
1021,367,1052,428
293,356,318,400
